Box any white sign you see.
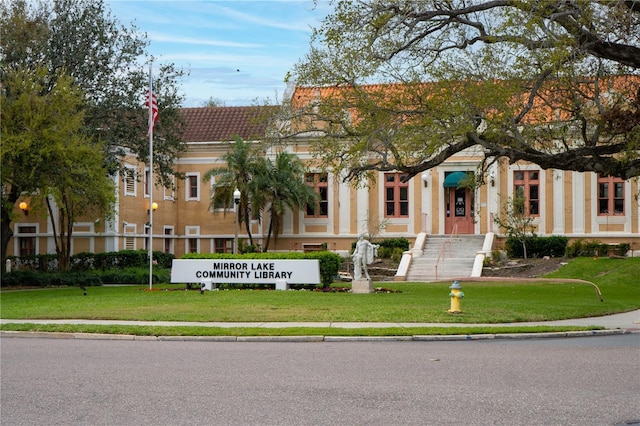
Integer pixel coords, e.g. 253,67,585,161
170,259,321,284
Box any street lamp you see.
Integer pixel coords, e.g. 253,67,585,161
233,188,241,254
147,202,158,215
19,201,28,216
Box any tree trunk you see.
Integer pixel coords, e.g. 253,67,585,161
1,186,20,273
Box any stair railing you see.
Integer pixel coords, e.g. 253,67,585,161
434,222,458,280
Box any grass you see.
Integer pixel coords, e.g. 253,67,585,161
1,257,638,336
0,323,601,337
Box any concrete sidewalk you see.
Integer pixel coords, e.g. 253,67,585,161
2,309,639,331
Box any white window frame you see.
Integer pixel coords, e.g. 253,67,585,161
185,225,200,253
186,173,200,201
164,175,175,201
124,166,137,197
144,167,150,198
14,223,39,257
123,223,136,250
163,226,174,254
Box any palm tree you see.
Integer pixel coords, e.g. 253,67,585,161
257,151,319,252
203,136,264,249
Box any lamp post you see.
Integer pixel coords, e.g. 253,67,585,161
19,201,28,216
147,201,158,290
233,188,241,254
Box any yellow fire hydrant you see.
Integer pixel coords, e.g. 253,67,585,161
448,280,464,313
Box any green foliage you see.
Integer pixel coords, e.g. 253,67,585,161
1,270,102,288
0,323,601,337
390,247,403,264
0,0,185,272
0,0,186,186
72,250,174,270
494,193,537,258
95,267,170,285
183,251,342,287
292,1,640,183
565,240,631,258
353,237,410,256
250,151,319,252
8,254,58,272
1,67,116,271
506,236,568,258
378,237,410,251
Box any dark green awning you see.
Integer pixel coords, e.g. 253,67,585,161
443,171,468,188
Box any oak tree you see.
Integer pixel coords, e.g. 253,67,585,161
290,0,640,182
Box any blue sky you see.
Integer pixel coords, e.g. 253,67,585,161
106,0,331,107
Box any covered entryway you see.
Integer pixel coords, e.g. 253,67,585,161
444,171,475,234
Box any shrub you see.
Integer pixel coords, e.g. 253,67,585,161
390,247,404,264
71,250,174,270
352,237,410,257
565,240,631,257
0,270,102,288
9,254,58,272
96,267,170,285
506,236,568,258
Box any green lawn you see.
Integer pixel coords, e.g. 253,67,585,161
1,257,638,326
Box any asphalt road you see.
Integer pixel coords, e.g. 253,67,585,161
1,335,638,425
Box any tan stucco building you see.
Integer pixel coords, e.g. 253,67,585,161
9,85,640,262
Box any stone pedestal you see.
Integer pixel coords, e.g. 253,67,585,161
351,278,374,294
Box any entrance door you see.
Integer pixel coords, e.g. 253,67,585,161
445,187,475,234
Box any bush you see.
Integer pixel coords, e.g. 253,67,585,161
565,240,631,257
96,267,170,285
506,236,568,258
352,237,410,258
8,254,58,272
390,247,404,264
71,250,174,270
0,270,102,288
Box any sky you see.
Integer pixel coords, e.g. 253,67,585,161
105,0,332,107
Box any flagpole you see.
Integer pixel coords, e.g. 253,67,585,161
148,62,154,290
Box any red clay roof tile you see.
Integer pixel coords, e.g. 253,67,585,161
180,106,279,142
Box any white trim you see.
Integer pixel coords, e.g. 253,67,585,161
185,226,200,253
123,223,136,250
552,169,565,234
507,165,545,234
143,167,150,198
163,226,175,254
163,175,175,201
185,172,200,201
338,170,351,235
123,165,137,197
590,174,631,234
300,170,334,233
13,223,40,256
572,172,586,234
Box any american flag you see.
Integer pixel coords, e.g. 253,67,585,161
146,86,158,136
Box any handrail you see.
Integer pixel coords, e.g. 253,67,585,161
434,222,458,280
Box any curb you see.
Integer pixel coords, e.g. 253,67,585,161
0,329,627,342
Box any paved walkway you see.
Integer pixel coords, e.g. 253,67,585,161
2,310,639,331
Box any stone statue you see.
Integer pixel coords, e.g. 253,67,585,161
351,235,380,280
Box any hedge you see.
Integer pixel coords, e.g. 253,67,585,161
1,270,102,288
505,236,568,258
73,250,174,270
565,240,631,258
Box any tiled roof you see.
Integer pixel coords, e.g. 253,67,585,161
180,106,279,142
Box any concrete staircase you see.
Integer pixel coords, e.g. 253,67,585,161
405,235,485,282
